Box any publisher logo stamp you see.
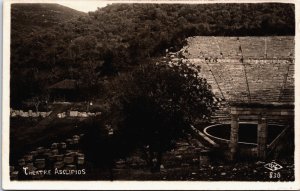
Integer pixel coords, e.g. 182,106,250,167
264,162,283,179
264,162,283,172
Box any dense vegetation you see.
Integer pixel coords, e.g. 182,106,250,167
83,55,216,172
11,3,86,32
11,3,295,106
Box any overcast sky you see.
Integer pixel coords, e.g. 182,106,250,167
59,1,108,12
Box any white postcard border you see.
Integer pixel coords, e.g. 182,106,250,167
2,0,300,190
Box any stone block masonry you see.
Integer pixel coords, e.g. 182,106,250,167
244,59,293,103
257,117,268,159
228,105,293,161
10,109,52,118
183,36,294,60
182,36,294,105
229,115,239,161
180,36,294,161
188,58,294,104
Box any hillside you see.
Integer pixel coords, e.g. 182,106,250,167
11,3,87,62
11,3,86,33
10,3,295,106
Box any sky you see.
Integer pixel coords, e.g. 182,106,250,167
59,1,108,12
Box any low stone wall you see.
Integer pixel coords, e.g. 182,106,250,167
10,109,101,119
57,111,101,118
10,109,52,118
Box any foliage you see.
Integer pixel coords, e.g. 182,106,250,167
109,57,216,123
11,3,86,34
92,55,217,170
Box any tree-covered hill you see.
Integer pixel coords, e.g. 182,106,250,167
10,3,295,106
11,3,86,32
11,3,87,67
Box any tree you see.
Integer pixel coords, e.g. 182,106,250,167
86,54,217,172
81,117,116,180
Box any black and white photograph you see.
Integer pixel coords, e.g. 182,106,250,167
2,0,299,189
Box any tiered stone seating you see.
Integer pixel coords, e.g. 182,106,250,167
193,59,248,101
207,60,249,102
215,37,241,58
244,60,290,103
239,37,266,58
189,59,223,99
267,36,294,58
279,63,294,103
191,59,249,103
185,37,221,59
182,36,294,106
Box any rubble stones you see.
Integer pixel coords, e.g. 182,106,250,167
52,149,59,155
60,142,67,149
18,159,25,166
40,112,47,118
48,155,56,162
44,151,53,158
23,154,33,162
43,148,51,153
69,111,78,117
54,154,64,161
34,159,46,169
51,143,59,149
77,156,85,165
30,151,38,157
73,138,79,144
73,135,80,140
24,163,36,171
54,161,65,169
12,133,87,180
10,171,19,180
36,147,45,154
66,139,73,145
64,156,74,164
66,151,78,157
11,128,294,181
65,165,77,170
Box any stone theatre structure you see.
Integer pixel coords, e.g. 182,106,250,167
182,36,294,160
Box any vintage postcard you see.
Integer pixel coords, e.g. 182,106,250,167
2,0,300,190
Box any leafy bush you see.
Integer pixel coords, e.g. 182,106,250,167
85,55,217,171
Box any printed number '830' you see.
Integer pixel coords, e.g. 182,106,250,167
269,172,281,179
